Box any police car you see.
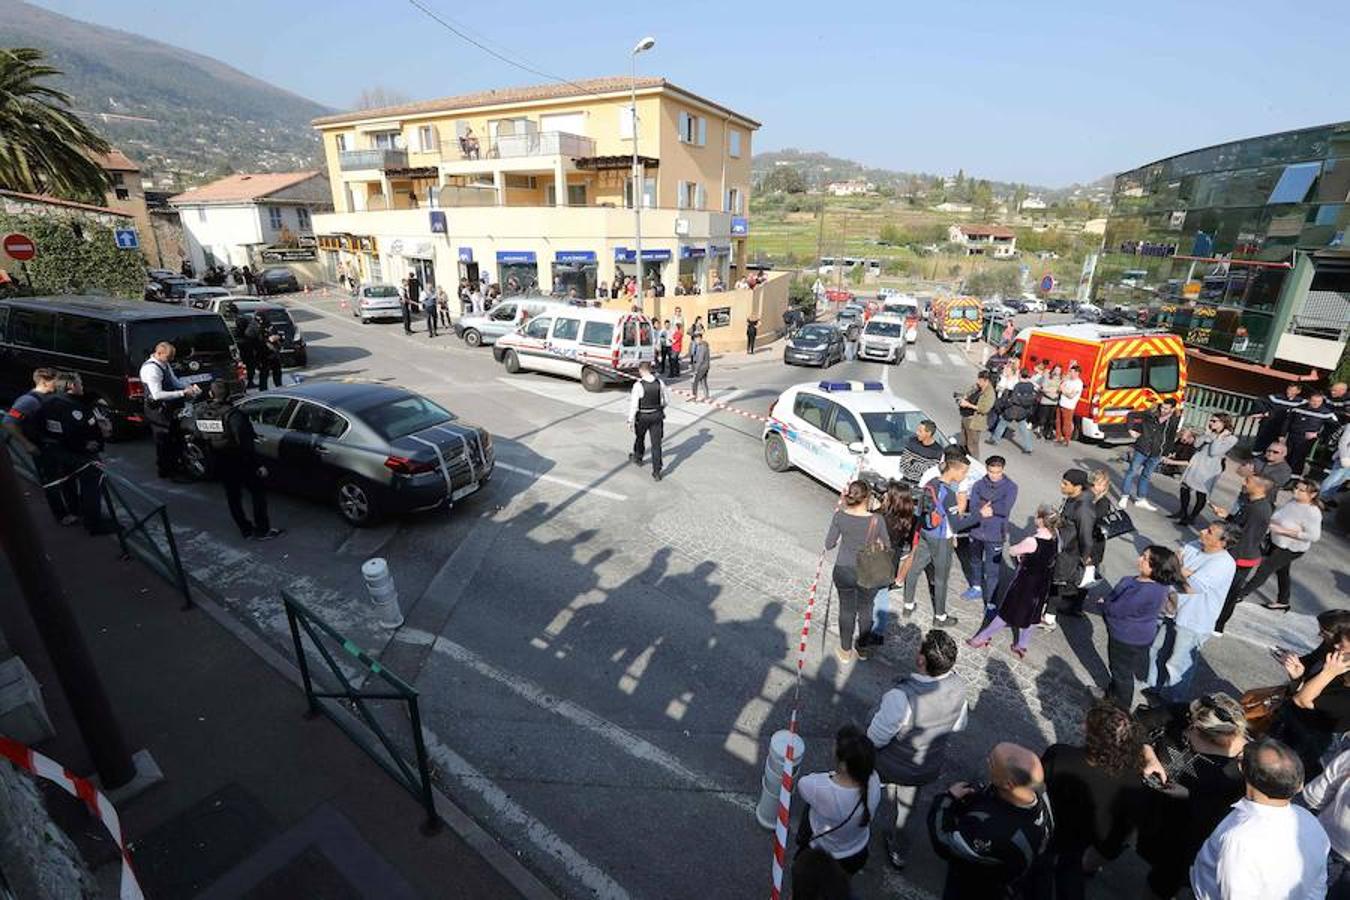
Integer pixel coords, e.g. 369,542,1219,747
762,380,983,492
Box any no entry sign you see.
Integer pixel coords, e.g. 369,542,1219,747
3,233,36,261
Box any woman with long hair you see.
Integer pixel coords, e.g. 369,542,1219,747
1101,545,1185,710
1174,413,1237,526
1238,478,1324,612
825,481,891,664
1036,364,1063,439
793,723,882,891
1269,608,1350,776
967,505,1060,658
862,481,918,649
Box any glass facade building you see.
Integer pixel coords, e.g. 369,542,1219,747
1094,122,1350,370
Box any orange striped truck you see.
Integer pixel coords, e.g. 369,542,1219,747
1007,323,1187,442
928,295,983,341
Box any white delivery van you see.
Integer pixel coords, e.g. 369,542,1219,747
493,307,656,391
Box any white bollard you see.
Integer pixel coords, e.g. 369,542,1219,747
361,557,404,628
755,729,806,829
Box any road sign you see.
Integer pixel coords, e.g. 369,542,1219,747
113,228,139,250
2,233,36,261
1040,274,1054,293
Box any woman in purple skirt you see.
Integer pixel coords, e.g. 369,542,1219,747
967,505,1061,658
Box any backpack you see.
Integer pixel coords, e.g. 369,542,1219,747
918,481,949,533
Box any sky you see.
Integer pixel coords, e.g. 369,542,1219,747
31,0,1350,187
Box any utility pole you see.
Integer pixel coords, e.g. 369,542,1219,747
815,199,825,270
0,444,135,788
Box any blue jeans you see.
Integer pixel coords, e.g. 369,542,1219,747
991,417,1033,452
969,538,1003,604
1122,450,1161,501
1329,851,1350,900
1323,465,1350,498
873,586,891,634
1148,619,1210,699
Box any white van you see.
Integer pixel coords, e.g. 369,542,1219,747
493,307,656,392
880,295,921,343
457,298,566,347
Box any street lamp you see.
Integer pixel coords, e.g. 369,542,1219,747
630,36,655,316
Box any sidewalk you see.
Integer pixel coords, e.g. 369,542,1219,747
0,484,535,899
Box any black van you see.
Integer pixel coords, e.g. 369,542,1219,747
0,295,244,431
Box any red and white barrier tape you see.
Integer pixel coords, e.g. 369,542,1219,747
0,736,144,900
670,388,770,424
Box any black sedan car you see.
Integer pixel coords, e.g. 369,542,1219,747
256,267,301,295
231,301,308,367
183,382,494,526
783,323,846,367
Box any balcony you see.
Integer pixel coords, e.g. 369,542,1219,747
439,131,596,163
338,148,408,171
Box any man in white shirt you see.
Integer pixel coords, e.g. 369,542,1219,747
626,362,669,481
1147,523,1239,701
139,341,201,478
867,629,969,870
1304,745,1350,897
1191,737,1329,900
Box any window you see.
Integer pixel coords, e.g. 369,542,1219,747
524,317,552,339
268,207,284,229
581,321,614,346
242,396,294,427
678,111,707,146
6,308,55,349
296,208,311,229
793,393,833,431
372,131,403,150
368,256,382,283
336,134,348,152
114,188,130,200
1146,356,1180,393
678,181,702,210
625,176,656,209
1267,162,1321,205
829,408,863,445
567,184,587,206
111,172,124,186
1106,358,1143,389
729,130,742,158
552,318,580,341
53,315,110,360
862,411,925,455
357,395,453,439
725,187,743,215
288,402,349,438
416,124,438,152
490,304,516,321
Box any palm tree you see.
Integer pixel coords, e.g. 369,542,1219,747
0,47,110,200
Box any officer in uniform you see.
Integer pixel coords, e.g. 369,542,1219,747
140,341,202,479
2,366,71,522
39,373,116,534
196,381,282,540
626,361,670,481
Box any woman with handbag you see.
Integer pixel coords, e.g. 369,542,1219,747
1135,694,1249,898
967,505,1060,658
793,724,882,891
860,481,918,650
1174,413,1237,526
825,481,892,663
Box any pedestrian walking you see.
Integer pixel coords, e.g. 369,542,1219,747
421,284,439,338
1147,523,1238,701
1175,413,1238,525
864,482,918,647
867,629,969,870
1286,390,1340,475
956,371,996,453
37,373,116,534
1035,364,1062,439
989,369,1037,454
1237,478,1324,612
241,264,255,296
668,322,683,377
1189,739,1328,900
928,742,1054,900
626,361,669,481
1100,544,1184,710
1118,398,1180,512
1056,364,1083,444
656,319,671,374
902,446,978,628
689,332,711,400
967,505,1059,658
792,725,882,891
963,455,1018,607
195,381,282,540
1301,745,1350,899
1041,469,1096,628
1252,384,1306,453
436,285,452,328
746,315,759,354
2,367,73,522
140,341,202,479
825,480,892,663
1211,472,1275,633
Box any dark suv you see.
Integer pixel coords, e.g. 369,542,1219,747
256,267,301,296
0,296,245,432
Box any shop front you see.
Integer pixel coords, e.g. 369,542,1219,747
613,247,672,293
552,250,598,298
457,246,479,289
677,245,707,293
319,234,383,287
388,238,438,289
708,244,731,289
497,250,539,295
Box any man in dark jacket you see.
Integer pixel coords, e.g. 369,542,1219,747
1118,398,1179,512
38,373,116,534
989,370,1037,454
1044,468,1096,627
196,381,281,540
963,456,1018,607
1251,384,1305,453
1212,473,1275,633
1284,390,1340,475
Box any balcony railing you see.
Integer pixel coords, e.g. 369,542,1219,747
339,148,408,171
439,131,596,162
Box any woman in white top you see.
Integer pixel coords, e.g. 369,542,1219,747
1056,364,1084,445
1240,478,1324,612
794,725,882,883
1175,413,1238,525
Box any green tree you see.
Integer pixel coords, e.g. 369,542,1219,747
972,180,996,220
1012,183,1029,213
759,166,807,194
0,48,111,200
965,265,1021,299
878,223,902,245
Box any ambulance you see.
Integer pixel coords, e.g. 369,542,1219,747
928,295,983,341
1006,323,1187,442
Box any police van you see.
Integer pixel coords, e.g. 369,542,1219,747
492,306,655,392
762,380,983,492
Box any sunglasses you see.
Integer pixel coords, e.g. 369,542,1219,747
1197,695,1235,724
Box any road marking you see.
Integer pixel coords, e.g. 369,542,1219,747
925,351,941,365
394,627,757,814
946,352,968,367
494,462,628,501
418,727,632,900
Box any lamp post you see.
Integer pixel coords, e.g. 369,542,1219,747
630,36,655,317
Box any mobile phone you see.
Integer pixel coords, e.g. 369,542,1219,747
1270,646,1288,660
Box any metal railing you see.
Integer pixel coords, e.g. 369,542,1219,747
441,130,596,162
1182,383,1262,440
281,590,439,833
338,148,408,171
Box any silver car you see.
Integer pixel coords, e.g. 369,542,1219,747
456,298,564,347
352,283,405,324
184,382,493,526
857,315,909,364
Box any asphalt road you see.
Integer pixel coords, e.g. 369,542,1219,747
97,293,1349,900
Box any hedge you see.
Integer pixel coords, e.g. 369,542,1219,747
0,212,144,299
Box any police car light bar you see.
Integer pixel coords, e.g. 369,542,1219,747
818,381,885,392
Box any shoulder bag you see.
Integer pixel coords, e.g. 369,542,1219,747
1239,684,1289,736
1094,508,1135,540
795,793,865,856
855,515,895,589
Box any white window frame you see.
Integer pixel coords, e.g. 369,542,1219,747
296,207,311,229
416,124,437,153
196,207,207,223
625,176,656,209
678,112,706,146
335,133,348,152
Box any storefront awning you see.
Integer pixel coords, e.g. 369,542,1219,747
555,251,597,264
613,247,672,262
496,251,537,264
386,166,438,179
679,245,706,259
576,155,659,171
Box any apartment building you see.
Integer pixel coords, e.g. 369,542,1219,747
309,76,758,297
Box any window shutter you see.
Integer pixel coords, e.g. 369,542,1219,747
696,184,706,209
697,117,707,147
678,112,689,142
620,107,634,139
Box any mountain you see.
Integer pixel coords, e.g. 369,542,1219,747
0,0,331,189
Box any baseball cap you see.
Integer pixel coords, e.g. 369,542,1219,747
1062,468,1090,488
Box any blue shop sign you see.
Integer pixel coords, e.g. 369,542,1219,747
613,247,673,262
429,211,447,234
555,250,598,264
730,216,749,236
679,245,707,259
458,246,474,262
708,244,731,256
496,250,537,264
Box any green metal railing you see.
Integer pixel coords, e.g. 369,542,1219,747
1182,384,1261,441
281,590,440,833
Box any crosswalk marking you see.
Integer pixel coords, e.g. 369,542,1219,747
947,352,968,367
925,351,941,365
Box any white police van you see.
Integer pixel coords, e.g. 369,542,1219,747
762,380,984,492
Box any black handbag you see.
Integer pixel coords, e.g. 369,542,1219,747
854,516,894,590
1095,508,1135,540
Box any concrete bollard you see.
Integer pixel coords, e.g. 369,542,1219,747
361,558,404,628
755,729,806,829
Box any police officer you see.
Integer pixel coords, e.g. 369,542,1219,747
140,341,202,479
2,366,72,522
196,381,282,540
626,361,670,481
39,373,116,534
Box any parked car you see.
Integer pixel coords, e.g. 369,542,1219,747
256,267,300,296
457,298,567,347
1046,298,1074,313
0,295,244,432
783,323,845,367
231,301,307,367
183,382,494,526
857,315,909,364
352,283,405,324
824,288,855,303
184,286,234,310
1020,297,1047,313
144,275,200,303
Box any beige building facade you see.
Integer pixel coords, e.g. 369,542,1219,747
94,150,159,263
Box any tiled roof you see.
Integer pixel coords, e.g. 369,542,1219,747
0,189,132,216
91,149,141,172
311,75,759,128
168,172,322,206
